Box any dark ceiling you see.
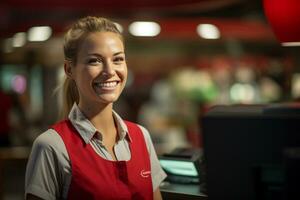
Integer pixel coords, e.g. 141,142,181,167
1,0,244,11
0,0,271,42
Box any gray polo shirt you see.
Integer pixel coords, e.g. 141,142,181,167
25,104,167,200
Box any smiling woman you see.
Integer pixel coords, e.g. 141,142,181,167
24,16,166,200
67,32,128,114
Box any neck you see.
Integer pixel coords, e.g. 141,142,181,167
78,102,116,136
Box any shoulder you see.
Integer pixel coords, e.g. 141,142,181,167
137,124,151,143
26,129,70,200
33,129,65,151
31,128,69,162
116,114,153,153
133,123,153,154
28,128,70,176
124,121,150,138
125,121,151,142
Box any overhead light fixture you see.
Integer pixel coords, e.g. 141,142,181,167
12,32,26,47
28,26,52,42
128,21,161,37
196,24,220,39
281,42,300,47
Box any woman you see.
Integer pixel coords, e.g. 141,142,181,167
25,16,166,200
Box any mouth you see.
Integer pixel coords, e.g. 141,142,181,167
93,80,120,91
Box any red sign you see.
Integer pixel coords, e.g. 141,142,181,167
264,0,300,45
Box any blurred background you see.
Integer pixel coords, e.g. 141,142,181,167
0,0,300,199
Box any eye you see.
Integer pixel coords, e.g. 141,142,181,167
87,57,102,65
113,56,125,63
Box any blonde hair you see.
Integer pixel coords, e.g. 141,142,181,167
61,16,123,118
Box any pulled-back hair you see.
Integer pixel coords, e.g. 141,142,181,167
61,16,123,118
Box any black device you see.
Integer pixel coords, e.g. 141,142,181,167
202,104,300,200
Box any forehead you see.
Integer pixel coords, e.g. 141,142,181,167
78,32,124,55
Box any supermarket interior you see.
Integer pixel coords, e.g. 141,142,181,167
0,0,300,199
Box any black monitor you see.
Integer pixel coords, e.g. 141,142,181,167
202,104,300,200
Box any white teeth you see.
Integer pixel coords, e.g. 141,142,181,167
94,81,118,88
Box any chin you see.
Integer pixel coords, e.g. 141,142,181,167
97,94,120,104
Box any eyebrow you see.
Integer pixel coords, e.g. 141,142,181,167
113,52,125,56
86,52,125,57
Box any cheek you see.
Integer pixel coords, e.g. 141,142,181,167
86,68,101,78
123,68,128,80
76,68,99,86
120,65,128,79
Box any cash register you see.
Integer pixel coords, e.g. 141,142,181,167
159,147,203,184
158,147,207,200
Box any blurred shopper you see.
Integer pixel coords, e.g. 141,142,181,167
0,89,12,146
25,16,166,200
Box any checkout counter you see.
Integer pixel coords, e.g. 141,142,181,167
160,182,207,200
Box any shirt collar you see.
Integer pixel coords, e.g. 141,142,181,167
68,103,132,144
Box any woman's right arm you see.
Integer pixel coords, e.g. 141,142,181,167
25,129,69,200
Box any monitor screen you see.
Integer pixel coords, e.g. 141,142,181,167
159,159,199,177
158,147,202,184
202,104,300,200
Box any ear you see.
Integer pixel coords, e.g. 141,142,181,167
64,60,73,79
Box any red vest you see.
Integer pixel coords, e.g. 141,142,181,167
52,120,153,200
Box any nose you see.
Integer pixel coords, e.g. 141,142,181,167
101,61,115,77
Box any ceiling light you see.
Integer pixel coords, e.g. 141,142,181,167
12,32,26,47
197,24,220,39
281,42,300,47
28,26,52,42
128,21,161,37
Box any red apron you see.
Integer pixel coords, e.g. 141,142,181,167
52,120,153,200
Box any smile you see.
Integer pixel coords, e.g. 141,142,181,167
93,81,119,90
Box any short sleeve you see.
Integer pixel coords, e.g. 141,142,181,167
25,129,71,200
138,125,167,191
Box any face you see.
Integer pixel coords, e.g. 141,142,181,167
66,32,127,108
